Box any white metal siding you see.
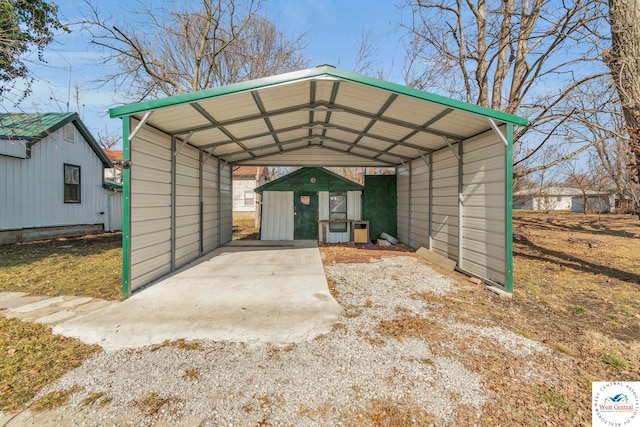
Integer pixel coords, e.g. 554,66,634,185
202,157,219,253
0,127,106,231
431,146,459,260
396,164,410,244
220,163,233,244
174,144,200,267
105,190,123,232
409,158,430,249
130,124,172,292
317,191,362,243
233,177,257,213
260,191,294,240
461,130,506,284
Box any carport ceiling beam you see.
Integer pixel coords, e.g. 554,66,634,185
489,119,509,146
221,135,413,162
374,108,452,160
442,136,460,160
191,103,256,157
347,93,397,152
251,91,283,151
129,111,153,142
226,143,396,166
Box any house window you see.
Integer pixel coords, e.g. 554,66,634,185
329,192,347,232
64,164,81,203
244,191,255,206
64,124,75,142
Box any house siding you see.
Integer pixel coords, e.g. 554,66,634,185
0,127,107,231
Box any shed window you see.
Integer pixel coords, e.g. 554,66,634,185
244,191,255,206
64,164,81,203
329,192,347,232
64,124,75,142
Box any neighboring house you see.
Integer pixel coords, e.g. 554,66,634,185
103,149,123,183
0,112,122,244
232,166,269,220
254,167,364,242
513,186,616,213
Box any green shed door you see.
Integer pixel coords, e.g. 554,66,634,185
294,191,318,240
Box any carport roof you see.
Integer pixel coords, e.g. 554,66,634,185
109,66,527,167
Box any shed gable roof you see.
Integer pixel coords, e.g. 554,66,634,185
255,167,363,193
109,66,527,168
0,112,112,167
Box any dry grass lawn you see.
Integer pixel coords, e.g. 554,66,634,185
320,210,640,426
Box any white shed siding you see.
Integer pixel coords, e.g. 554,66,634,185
260,191,294,239
409,158,430,249
396,164,410,244
202,157,219,253
174,143,201,267
130,124,172,292
317,191,362,243
461,130,506,284
431,146,459,261
0,128,106,231
105,189,123,232
219,162,233,244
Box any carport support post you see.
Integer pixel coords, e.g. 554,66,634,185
505,124,514,293
170,136,176,272
217,160,221,247
199,150,204,256
428,152,433,251
458,140,464,268
122,117,131,298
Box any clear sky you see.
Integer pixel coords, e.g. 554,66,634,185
4,0,408,147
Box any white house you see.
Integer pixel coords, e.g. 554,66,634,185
0,112,122,244
232,166,269,220
513,186,616,213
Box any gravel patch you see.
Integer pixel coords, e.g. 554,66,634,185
25,255,544,426
447,323,549,356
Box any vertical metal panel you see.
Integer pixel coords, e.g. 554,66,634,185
219,162,233,243
431,145,459,260
0,126,107,231
408,157,431,249
318,191,329,220
347,191,361,221
106,190,123,232
202,156,219,253
260,191,294,240
174,143,201,267
129,122,172,292
395,164,410,244
461,129,507,286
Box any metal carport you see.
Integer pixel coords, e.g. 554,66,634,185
109,66,527,298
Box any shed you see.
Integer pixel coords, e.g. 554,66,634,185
108,66,527,297
254,167,364,242
0,112,119,243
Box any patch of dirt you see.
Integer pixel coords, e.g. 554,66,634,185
320,243,416,264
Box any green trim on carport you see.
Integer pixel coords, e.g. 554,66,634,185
108,66,528,127
505,124,514,293
122,118,131,298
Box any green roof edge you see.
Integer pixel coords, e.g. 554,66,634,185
1,112,112,168
108,66,528,127
254,167,364,193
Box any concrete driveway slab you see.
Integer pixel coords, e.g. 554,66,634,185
53,241,342,350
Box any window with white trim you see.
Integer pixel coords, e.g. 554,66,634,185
329,192,347,232
244,191,255,206
64,164,81,203
64,124,75,142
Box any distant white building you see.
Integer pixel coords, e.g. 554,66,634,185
513,186,616,213
0,112,122,244
232,166,269,220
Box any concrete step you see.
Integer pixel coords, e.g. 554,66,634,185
0,294,118,326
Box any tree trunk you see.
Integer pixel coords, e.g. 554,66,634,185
604,0,640,184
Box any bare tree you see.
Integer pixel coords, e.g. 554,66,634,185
401,0,609,176
81,0,308,100
603,0,640,184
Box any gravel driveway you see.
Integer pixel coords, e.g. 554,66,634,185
5,254,548,426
